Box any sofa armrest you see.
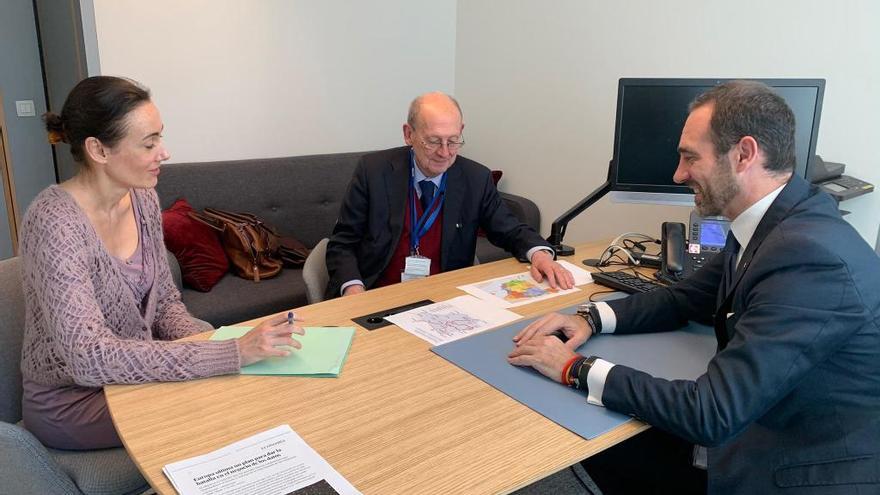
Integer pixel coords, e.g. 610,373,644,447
500,192,541,230
166,249,183,291
476,192,543,264
0,422,83,494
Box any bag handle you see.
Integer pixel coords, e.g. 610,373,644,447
204,208,280,236
202,208,245,225
187,210,224,232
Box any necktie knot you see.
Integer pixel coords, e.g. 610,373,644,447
419,180,436,211
725,231,740,253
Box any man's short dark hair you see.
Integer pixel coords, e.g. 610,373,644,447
690,80,797,173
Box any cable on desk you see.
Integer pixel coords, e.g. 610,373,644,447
588,232,660,269
588,289,619,302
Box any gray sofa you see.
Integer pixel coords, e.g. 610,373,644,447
156,151,542,327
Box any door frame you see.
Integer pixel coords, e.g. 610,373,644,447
0,89,21,255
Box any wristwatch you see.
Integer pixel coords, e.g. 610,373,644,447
568,355,598,391
576,303,602,337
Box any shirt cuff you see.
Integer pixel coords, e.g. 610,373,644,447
340,279,365,295
527,246,555,263
594,302,617,334
586,358,615,406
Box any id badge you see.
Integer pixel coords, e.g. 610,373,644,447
403,255,431,281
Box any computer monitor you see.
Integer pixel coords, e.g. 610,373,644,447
609,78,826,206
547,77,825,255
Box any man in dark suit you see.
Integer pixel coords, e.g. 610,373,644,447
326,92,573,298
509,81,880,494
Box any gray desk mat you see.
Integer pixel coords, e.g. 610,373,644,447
432,304,716,439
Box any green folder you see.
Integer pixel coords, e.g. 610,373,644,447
210,326,355,376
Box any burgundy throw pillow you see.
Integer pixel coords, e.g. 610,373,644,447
161,198,229,292
479,170,504,238
491,170,503,185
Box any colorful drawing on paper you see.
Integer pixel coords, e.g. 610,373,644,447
458,271,582,308
478,274,559,302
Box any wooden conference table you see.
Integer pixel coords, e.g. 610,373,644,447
105,240,651,494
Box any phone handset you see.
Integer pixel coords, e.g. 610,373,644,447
661,222,687,281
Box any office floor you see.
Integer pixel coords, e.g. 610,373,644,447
581,428,707,495
511,463,601,495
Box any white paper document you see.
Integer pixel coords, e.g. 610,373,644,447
555,259,595,286
457,260,592,308
384,295,521,345
163,424,360,495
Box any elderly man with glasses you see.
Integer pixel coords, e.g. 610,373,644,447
326,91,572,298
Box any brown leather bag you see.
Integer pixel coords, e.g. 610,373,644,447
279,237,311,268
189,208,283,282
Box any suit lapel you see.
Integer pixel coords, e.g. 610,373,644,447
729,176,810,297
714,175,812,348
440,160,464,270
385,149,411,259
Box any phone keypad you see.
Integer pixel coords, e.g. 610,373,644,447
689,247,722,273
690,254,708,271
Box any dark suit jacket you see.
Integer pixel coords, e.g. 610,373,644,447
326,146,549,297
603,175,880,494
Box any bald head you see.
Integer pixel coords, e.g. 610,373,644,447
403,92,465,177
407,92,463,130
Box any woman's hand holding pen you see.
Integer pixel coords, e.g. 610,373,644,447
238,313,305,367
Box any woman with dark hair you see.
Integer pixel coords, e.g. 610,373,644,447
20,76,303,450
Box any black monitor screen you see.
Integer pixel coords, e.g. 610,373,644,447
610,78,825,199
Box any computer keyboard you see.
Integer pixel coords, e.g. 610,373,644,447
591,270,666,294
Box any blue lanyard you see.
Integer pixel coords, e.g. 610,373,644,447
409,155,447,254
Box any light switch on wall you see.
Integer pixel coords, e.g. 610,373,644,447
15,100,36,117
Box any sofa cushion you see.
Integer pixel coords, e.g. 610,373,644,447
161,198,229,292
182,269,307,327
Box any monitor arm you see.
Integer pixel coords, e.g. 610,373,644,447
547,179,612,257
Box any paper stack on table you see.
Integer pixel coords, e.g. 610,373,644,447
163,424,360,495
211,326,355,376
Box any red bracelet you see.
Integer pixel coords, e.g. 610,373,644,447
560,355,581,385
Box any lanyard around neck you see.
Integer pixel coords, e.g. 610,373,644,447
409,152,447,253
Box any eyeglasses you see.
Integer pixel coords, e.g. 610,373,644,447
419,137,465,152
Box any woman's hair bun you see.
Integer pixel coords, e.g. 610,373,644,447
43,112,66,144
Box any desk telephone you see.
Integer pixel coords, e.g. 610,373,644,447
660,211,730,282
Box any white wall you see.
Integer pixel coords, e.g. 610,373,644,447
91,0,456,163
89,1,879,245
455,0,880,246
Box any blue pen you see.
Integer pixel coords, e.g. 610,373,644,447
287,311,295,326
